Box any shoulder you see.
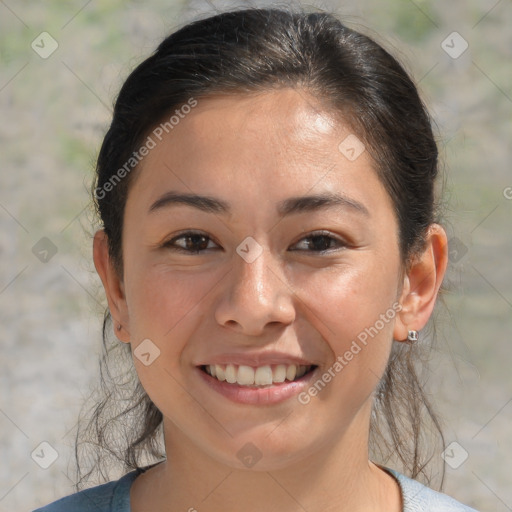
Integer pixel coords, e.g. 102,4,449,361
383,467,480,512
32,470,140,512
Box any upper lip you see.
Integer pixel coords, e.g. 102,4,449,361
195,352,316,367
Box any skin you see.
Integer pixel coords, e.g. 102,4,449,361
93,88,448,512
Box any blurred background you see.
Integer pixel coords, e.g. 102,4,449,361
1,0,510,510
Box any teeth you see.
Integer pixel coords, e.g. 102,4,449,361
237,365,255,385
296,365,307,378
215,364,225,381
204,363,313,386
225,364,237,383
286,365,297,381
273,364,287,383
254,366,273,385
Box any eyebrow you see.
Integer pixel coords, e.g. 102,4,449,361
148,190,370,217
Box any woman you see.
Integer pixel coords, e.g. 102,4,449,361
35,7,479,511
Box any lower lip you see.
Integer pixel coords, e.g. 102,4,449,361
197,367,318,405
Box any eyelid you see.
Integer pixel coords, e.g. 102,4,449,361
294,229,344,242
161,230,220,251
290,230,349,252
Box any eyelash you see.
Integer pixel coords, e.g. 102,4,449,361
161,230,348,254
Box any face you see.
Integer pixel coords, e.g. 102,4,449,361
102,88,409,470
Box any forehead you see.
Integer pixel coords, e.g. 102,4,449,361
184,88,339,138
126,88,390,217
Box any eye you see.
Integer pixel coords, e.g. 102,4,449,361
162,231,219,254
162,230,348,255
291,231,348,253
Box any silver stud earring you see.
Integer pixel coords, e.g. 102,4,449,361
407,330,418,343
117,323,122,331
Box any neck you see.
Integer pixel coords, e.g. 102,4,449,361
131,402,401,512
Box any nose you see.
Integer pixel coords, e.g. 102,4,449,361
214,245,296,336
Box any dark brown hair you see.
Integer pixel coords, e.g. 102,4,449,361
78,6,446,489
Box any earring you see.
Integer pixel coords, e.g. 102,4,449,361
406,330,419,343
117,323,122,331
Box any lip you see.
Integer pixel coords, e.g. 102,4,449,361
196,364,319,405
195,352,316,367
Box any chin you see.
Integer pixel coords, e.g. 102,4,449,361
208,430,324,472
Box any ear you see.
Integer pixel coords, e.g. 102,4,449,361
92,229,131,343
393,224,448,342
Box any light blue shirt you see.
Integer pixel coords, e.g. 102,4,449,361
33,465,479,511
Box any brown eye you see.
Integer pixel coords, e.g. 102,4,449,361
163,231,218,254
290,231,348,253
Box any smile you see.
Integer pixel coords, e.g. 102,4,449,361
197,363,319,405
201,363,316,386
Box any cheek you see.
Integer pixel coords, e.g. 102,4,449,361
296,261,400,402
123,266,218,412
123,262,225,368
302,259,400,344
